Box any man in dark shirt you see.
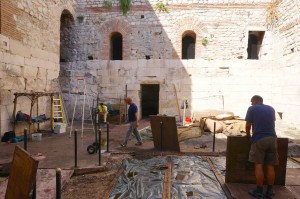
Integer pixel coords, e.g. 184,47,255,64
120,97,143,147
245,95,278,199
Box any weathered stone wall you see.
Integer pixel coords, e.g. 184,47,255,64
72,0,272,61
270,0,300,123
0,0,76,134
61,0,278,121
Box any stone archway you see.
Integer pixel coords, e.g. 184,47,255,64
60,9,75,63
173,17,208,59
99,18,132,60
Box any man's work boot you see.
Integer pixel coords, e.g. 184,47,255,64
248,189,264,199
265,189,275,199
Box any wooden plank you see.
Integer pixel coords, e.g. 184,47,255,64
101,167,124,199
150,115,180,152
225,136,288,185
5,146,39,199
173,84,181,121
286,168,300,186
162,157,171,199
226,183,297,199
207,157,233,199
286,186,300,198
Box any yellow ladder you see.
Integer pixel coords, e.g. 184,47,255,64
51,93,65,129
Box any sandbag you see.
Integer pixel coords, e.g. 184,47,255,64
204,118,223,133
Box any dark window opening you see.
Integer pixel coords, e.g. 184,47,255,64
141,84,159,118
88,56,93,60
146,55,151,60
182,32,196,59
247,31,265,60
111,32,123,60
141,15,144,19
60,10,74,63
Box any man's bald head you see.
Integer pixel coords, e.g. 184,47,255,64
124,97,133,104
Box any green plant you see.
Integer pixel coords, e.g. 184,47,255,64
103,0,112,8
266,0,278,30
77,15,84,23
202,37,208,46
120,0,131,15
155,2,169,12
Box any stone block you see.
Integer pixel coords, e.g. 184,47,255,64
4,64,23,77
46,70,59,80
0,35,9,51
9,39,31,58
30,47,53,61
25,79,47,92
137,67,160,77
36,67,47,79
86,60,101,70
10,54,25,66
0,77,25,90
24,65,38,78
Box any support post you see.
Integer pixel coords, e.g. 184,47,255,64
106,122,110,152
24,128,28,151
160,122,163,151
56,168,61,199
98,129,102,166
213,122,216,152
74,130,78,168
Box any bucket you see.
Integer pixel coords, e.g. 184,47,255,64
32,133,42,141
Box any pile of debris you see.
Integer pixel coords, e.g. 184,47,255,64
192,109,247,136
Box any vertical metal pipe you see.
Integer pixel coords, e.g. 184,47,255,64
213,122,216,152
56,168,61,199
94,109,97,143
32,183,36,199
106,122,110,152
24,128,28,151
74,130,78,168
98,129,102,166
160,122,163,151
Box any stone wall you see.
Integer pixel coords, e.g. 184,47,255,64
71,0,273,61
270,0,300,123
0,0,76,135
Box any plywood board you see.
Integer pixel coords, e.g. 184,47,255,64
5,146,39,199
225,136,288,185
150,115,180,152
286,168,300,186
226,183,297,199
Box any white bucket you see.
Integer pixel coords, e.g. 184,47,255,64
32,133,42,141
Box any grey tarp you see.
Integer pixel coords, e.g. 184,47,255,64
108,156,226,199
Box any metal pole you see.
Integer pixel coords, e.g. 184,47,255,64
31,183,36,199
160,122,163,151
56,168,61,199
106,122,110,152
94,109,98,143
24,128,28,151
74,130,78,168
98,129,102,166
213,122,216,152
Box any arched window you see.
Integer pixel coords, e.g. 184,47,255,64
60,10,74,62
110,32,123,60
182,31,196,59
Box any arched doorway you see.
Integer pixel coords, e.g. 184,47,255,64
110,32,123,60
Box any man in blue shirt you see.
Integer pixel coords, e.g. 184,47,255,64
245,95,278,199
120,97,143,147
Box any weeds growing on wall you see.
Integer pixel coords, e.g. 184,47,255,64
155,2,169,13
266,0,278,30
104,0,112,8
120,0,131,15
202,37,208,46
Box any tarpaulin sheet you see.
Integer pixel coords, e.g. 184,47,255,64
108,156,226,199
108,157,166,199
171,156,226,199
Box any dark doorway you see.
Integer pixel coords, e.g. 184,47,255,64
247,31,265,59
111,32,123,60
141,84,159,118
182,31,196,59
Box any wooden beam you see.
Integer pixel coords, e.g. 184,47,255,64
162,157,171,199
101,167,124,199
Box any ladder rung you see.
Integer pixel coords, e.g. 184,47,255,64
53,99,61,101
54,105,61,107
54,117,63,119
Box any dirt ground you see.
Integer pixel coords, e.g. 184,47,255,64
62,153,130,199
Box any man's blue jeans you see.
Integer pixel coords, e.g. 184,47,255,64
124,122,143,145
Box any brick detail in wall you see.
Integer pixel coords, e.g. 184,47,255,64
173,17,208,59
0,0,22,40
99,18,132,60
